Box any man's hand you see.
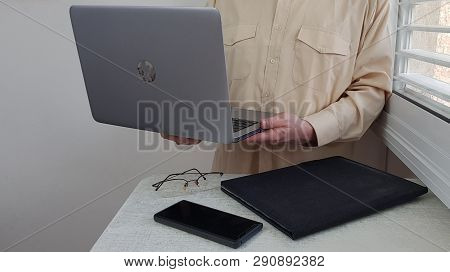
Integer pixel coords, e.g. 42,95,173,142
245,113,317,146
161,133,201,145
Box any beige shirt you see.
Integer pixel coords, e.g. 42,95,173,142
208,0,394,174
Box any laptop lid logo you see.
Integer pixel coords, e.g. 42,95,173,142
137,60,156,83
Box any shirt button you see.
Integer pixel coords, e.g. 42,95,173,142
264,92,270,97
274,25,281,31
270,58,277,64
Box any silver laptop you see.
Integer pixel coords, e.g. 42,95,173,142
70,5,268,144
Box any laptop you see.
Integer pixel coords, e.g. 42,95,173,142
70,6,269,143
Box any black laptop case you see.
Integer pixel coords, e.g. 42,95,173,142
221,157,428,240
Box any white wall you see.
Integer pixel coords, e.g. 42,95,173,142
0,0,211,252
0,0,410,252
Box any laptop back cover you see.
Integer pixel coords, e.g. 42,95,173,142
221,157,428,240
70,6,234,144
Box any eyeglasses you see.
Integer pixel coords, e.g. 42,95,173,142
152,168,224,192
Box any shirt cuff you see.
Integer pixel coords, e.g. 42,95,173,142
303,110,341,147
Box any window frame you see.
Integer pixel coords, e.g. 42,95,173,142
393,0,450,122
374,0,450,208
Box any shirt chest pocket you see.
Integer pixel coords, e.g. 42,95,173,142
223,25,257,81
293,26,351,86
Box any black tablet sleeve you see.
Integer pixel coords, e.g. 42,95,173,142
221,157,428,240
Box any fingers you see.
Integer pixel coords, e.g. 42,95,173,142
260,114,289,130
245,128,288,144
161,133,201,145
172,137,201,145
178,138,201,145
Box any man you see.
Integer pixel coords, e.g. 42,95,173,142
165,0,393,174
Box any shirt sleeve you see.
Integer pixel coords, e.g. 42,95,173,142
303,0,394,147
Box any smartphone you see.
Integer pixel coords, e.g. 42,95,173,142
154,200,262,249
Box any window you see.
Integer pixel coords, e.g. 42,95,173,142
395,0,450,122
373,0,450,207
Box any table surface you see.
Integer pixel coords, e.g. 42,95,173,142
91,175,450,252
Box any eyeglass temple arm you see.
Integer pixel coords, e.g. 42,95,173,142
152,169,203,190
173,168,210,180
152,178,192,191
163,168,203,180
152,170,225,191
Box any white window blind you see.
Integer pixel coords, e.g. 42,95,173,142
395,0,450,121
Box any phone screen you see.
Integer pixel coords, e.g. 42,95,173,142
155,200,262,246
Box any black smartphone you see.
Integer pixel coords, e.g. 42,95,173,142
154,200,263,249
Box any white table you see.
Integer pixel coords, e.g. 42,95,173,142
91,175,450,252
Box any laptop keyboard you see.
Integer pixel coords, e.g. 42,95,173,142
232,118,259,133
